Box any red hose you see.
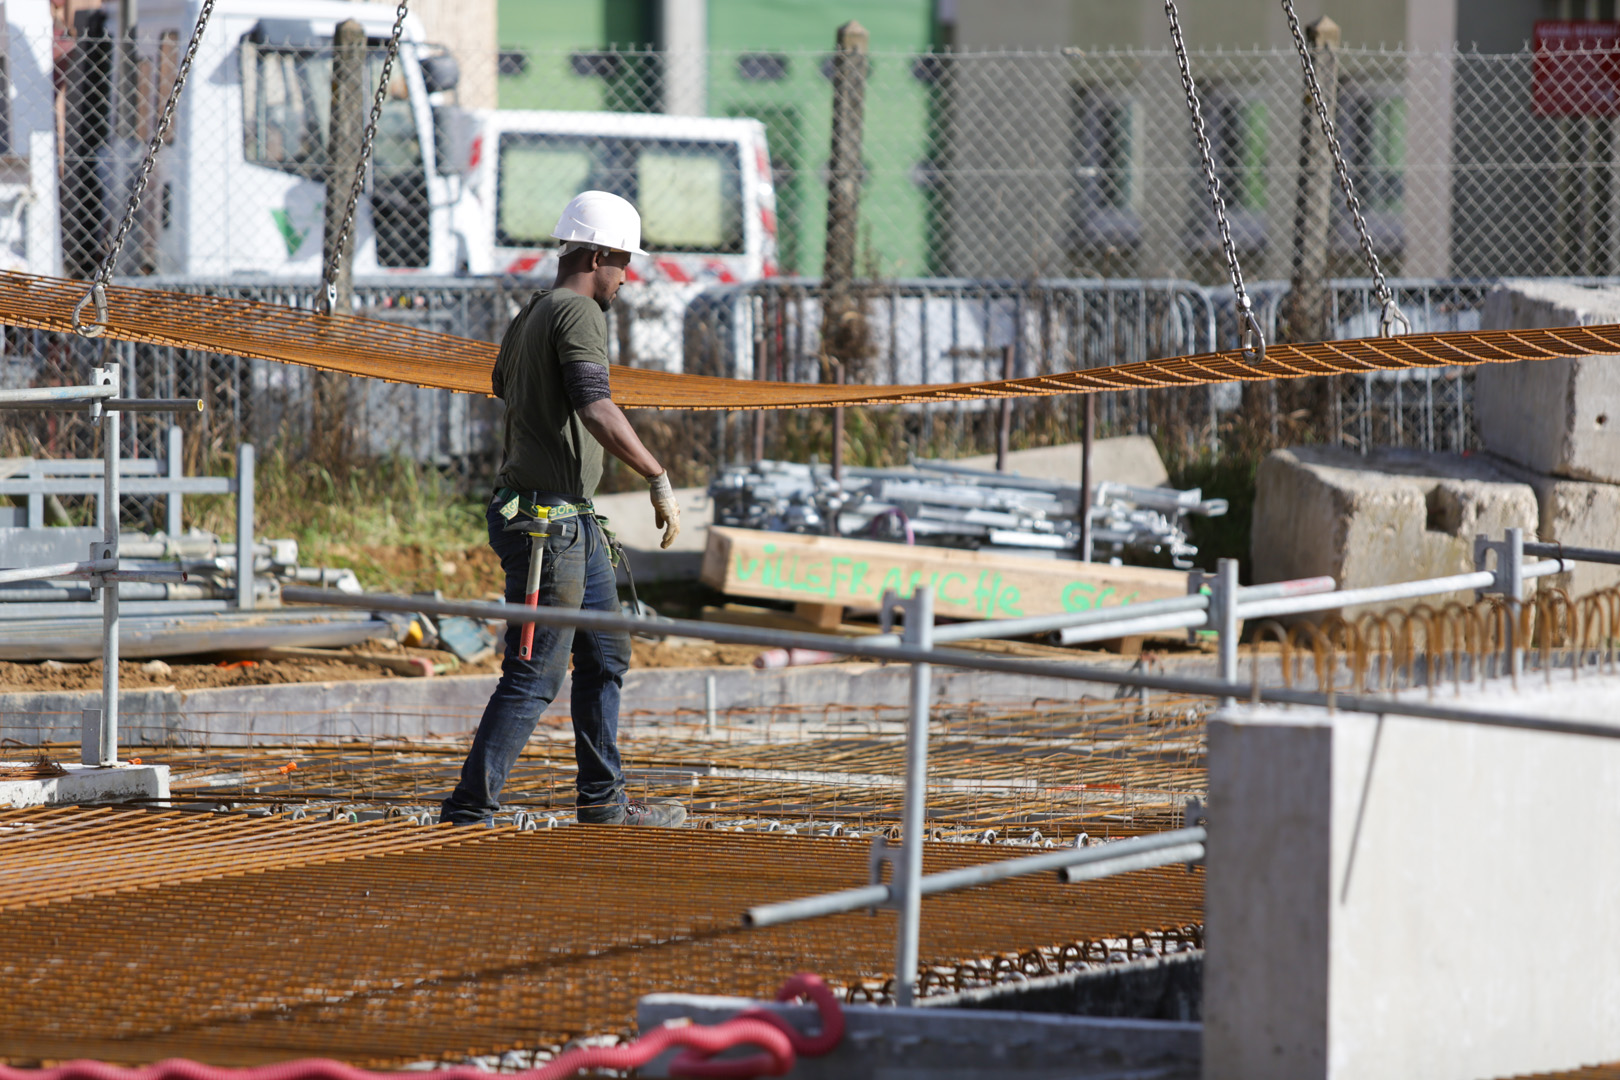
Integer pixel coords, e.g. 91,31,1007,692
670,972,845,1077
0,974,844,1080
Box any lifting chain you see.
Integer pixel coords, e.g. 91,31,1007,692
321,0,410,316
74,0,216,337
1281,0,1411,337
1163,0,1265,364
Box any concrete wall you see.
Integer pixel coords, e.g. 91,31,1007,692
1205,673,1620,1079
0,652,1256,747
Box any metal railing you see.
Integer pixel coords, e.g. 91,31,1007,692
280,523,1620,1006
0,371,202,766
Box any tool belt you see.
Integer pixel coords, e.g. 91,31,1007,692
493,487,593,524
492,486,645,618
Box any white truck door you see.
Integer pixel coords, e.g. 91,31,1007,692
0,0,60,276
205,11,450,279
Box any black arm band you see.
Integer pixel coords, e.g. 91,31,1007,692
562,362,613,409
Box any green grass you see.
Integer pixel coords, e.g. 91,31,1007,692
188,449,491,589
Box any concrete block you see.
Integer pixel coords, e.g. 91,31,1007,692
0,762,170,809
636,994,1200,1079
1250,445,1537,617
1205,672,1620,1080
1516,469,1620,597
1477,280,1620,482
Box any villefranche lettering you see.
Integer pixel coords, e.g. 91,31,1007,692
734,544,1144,618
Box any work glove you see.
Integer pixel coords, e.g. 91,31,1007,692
648,471,681,549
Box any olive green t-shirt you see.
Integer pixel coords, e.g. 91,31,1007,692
492,289,608,500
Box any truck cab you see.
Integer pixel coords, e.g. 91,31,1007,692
0,0,61,276
83,0,458,280
451,109,778,371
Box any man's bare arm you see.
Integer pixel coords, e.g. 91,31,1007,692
579,398,681,548
578,398,661,478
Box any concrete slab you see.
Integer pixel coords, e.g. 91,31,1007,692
1477,280,1620,483
636,994,1200,1079
1204,671,1620,1080
0,762,170,808
1250,445,1537,617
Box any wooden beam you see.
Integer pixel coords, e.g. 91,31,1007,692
701,527,1187,622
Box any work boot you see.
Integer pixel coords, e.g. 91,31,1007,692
578,798,687,827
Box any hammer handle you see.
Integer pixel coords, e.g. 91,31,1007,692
518,532,546,660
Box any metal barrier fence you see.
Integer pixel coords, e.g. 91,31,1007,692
10,11,1620,470
19,23,1620,288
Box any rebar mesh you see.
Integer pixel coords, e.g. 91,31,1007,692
0,805,1204,1066
113,694,1210,837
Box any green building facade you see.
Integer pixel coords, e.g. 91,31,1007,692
495,0,936,277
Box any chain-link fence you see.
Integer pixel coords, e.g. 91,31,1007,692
9,11,1620,480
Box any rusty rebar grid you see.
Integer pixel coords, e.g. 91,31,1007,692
0,806,1203,1067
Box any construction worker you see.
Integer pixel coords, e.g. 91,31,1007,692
440,191,686,828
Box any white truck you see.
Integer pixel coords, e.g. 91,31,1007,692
87,0,462,279
448,108,780,371
0,0,779,372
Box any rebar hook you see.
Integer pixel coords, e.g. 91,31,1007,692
1379,298,1412,338
1239,307,1266,364
72,283,108,338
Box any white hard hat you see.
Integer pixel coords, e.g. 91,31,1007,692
551,190,647,256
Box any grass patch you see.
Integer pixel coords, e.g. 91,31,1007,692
188,449,497,595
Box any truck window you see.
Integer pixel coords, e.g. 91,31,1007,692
495,134,743,254
240,39,430,267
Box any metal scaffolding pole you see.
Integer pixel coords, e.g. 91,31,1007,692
893,588,933,1007
96,365,121,766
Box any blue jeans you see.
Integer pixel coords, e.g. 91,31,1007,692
440,499,631,825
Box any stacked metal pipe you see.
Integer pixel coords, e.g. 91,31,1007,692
709,459,1227,568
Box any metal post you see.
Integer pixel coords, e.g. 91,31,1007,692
1214,558,1239,708
236,442,255,611
704,673,717,735
1079,395,1095,561
165,424,183,538
894,586,934,1007
1505,526,1525,680
752,297,767,463
97,366,121,766
995,344,1014,472
26,461,43,529
831,362,845,487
